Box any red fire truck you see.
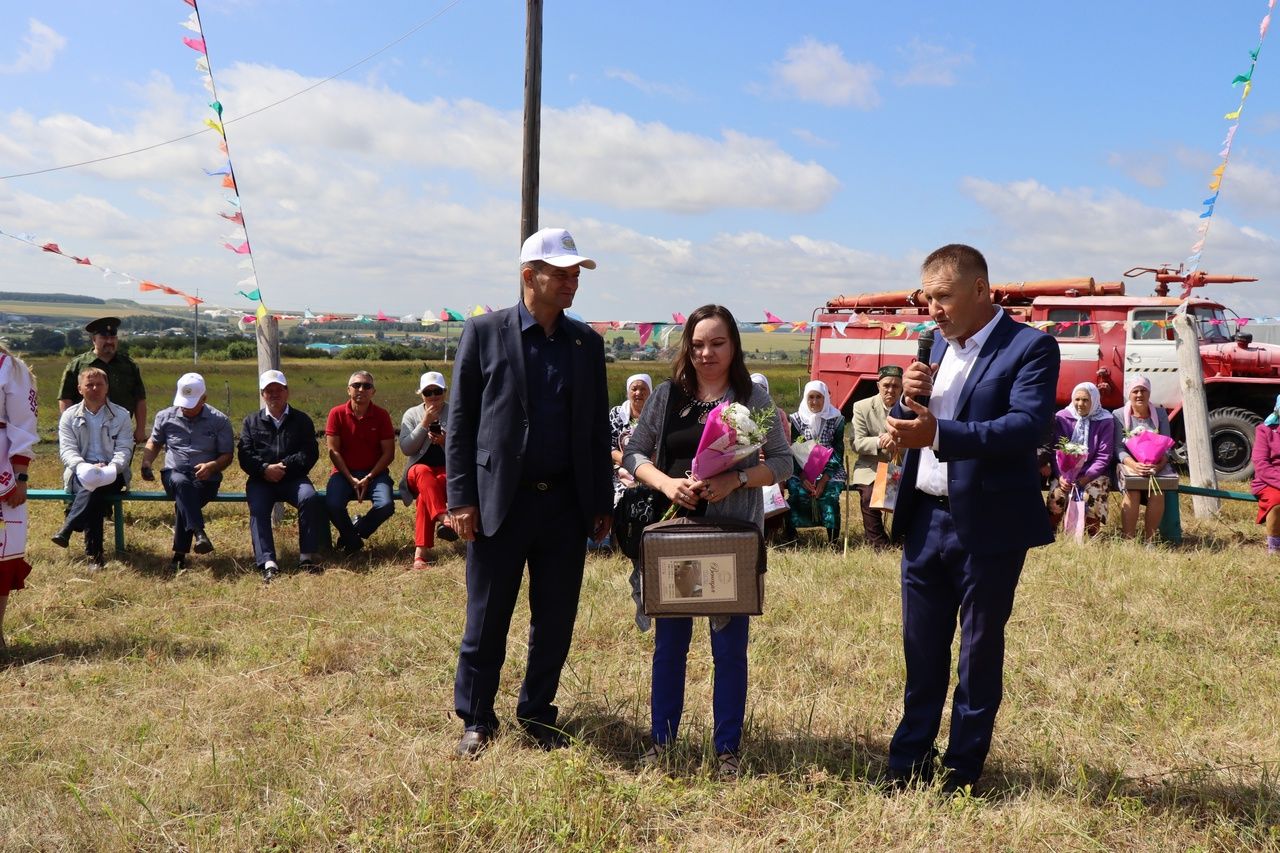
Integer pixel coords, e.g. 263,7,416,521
809,268,1278,481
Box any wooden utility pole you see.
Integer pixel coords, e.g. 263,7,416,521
256,314,280,378
520,0,543,255
1173,314,1220,517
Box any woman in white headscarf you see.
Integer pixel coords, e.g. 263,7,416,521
610,374,652,503
0,344,36,650
1112,374,1175,541
1046,381,1116,536
785,380,846,544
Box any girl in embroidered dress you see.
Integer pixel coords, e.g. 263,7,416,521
0,345,37,650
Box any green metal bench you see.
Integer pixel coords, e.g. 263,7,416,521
27,488,325,554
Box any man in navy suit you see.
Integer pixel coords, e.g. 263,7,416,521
446,227,614,757
885,244,1060,791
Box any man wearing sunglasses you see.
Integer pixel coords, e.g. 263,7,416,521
325,370,396,553
398,371,457,569
58,316,149,446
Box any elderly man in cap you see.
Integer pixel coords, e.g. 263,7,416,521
399,370,457,570
138,373,234,573
238,369,325,580
325,370,396,554
849,365,902,549
447,227,613,757
59,317,148,445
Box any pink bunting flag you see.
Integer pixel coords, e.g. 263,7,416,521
672,311,687,324
222,241,251,254
637,323,654,346
764,310,784,324
376,310,391,322
184,0,197,7
183,295,204,307
219,211,244,226
74,256,91,265
41,242,62,254
182,36,206,54
1263,14,1271,38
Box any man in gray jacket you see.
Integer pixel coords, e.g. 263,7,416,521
52,367,135,570
849,365,902,549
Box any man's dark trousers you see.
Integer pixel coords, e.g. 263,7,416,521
889,495,1026,783
161,468,220,554
247,476,323,566
60,475,127,556
454,484,587,738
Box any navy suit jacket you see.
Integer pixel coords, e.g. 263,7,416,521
891,312,1061,555
446,304,614,537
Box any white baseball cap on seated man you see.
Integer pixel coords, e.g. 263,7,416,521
259,369,288,390
173,372,207,408
519,227,596,269
418,371,447,394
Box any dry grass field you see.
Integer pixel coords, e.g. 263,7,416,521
3,357,1279,850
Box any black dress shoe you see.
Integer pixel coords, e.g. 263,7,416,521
435,522,459,543
193,531,214,554
260,563,276,584
527,728,570,751
51,531,70,549
455,729,491,758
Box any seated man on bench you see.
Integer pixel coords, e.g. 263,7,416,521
52,367,134,571
138,373,234,574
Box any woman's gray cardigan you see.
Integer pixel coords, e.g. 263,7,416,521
623,380,792,530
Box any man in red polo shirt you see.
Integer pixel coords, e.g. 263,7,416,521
325,370,396,553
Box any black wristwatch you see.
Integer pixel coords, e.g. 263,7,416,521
16,472,28,482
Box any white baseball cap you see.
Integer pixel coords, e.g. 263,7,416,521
173,372,206,408
519,227,596,269
259,369,288,390
418,370,447,393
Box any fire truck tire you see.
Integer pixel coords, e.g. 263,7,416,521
1206,407,1261,482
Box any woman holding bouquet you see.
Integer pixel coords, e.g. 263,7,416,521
1046,381,1116,537
1250,394,1280,554
624,304,791,779
1112,375,1175,541
785,380,847,544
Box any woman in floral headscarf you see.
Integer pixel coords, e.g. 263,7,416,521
1046,381,1115,536
1112,374,1175,541
1250,393,1280,555
785,380,846,544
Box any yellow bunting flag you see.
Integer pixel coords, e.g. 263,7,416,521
256,302,268,321
886,323,906,337
203,118,224,136
760,323,777,333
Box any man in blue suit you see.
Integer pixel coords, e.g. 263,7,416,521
886,244,1060,791
446,227,614,757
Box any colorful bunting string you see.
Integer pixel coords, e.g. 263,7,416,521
179,0,267,318
1186,0,1272,271
0,227,202,306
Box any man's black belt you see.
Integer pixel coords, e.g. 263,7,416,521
519,476,569,492
918,491,950,511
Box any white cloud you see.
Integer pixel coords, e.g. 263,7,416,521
959,177,1280,318
0,64,851,318
1105,151,1168,189
764,38,881,109
1219,160,1280,217
0,19,66,75
895,38,972,87
791,128,835,148
604,68,693,101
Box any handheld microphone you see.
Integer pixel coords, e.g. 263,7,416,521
913,327,935,410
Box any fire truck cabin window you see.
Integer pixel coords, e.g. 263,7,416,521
1187,305,1234,343
1047,309,1090,339
1129,309,1175,342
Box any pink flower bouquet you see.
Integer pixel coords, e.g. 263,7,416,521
1124,427,1176,494
1055,437,1087,484
790,438,835,483
690,401,772,480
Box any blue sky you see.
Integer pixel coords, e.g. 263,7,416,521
1,1,1278,324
